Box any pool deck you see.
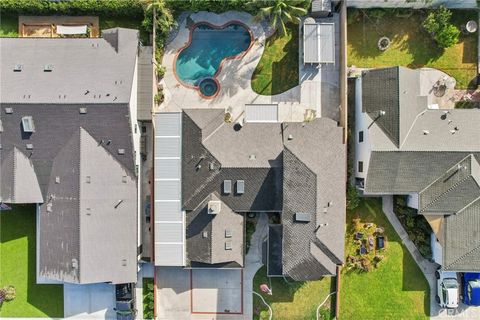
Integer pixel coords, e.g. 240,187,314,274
158,11,341,123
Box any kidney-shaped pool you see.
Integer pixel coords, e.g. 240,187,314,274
174,21,253,98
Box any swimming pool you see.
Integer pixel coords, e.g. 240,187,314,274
175,21,253,98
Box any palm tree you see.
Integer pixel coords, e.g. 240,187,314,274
140,0,172,51
251,0,309,36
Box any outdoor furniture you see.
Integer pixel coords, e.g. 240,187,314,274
376,236,385,249
368,235,375,251
355,232,364,240
359,246,367,255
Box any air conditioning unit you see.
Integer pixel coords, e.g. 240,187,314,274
208,200,221,215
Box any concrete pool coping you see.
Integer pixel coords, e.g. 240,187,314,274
172,20,255,100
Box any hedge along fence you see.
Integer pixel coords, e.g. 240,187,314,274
0,0,144,18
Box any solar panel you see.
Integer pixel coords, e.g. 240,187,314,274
21,116,35,133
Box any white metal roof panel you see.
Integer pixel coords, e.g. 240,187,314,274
245,104,279,123
154,112,184,266
155,201,182,221
155,158,181,179
303,22,335,64
155,222,184,242
154,244,184,266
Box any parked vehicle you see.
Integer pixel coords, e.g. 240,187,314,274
114,283,136,320
436,269,459,309
462,273,480,306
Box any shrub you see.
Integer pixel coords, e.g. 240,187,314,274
154,90,164,105
143,278,154,319
422,6,459,48
156,65,166,79
166,0,261,16
0,0,144,17
346,185,360,211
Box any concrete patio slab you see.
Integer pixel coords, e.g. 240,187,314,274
156,267,191,320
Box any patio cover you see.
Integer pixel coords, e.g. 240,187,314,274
56,25,88,35
303,22,335,64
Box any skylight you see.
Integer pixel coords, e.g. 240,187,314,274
21,116,35,133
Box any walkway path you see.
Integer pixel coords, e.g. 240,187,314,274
243,213,269,319
381,196,439,317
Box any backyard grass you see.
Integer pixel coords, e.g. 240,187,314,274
0,205,64,318
251,25,299,95
0,14,18,37
348,9,478,89
253,266,335,320
340,198,429,320
143,278,154,319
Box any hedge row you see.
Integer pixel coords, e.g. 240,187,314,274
0,0,144,17
166,0,257,15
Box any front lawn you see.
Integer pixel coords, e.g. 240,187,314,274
253,266,334,320
340,198,429,319
348,9,478,89
0,14,18,37
0,205,64,317
251,25,299,95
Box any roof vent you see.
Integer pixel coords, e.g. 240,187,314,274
208,200,221,215
13,64,23,72
288,134,293,140
44,64,54,72
202,231,208,238
225,229,232,238
86,208,91,216
0,119,3,132
379,110,386,116
209,162,215,171
79,107,87,114
122,176,127,183
236,180,245,195
225,241,232,250
55,176,60,184
86,176,91,183
22,116,35,133
26,143,33,150
118,149,125,155
5,108,13,114
422,130,429,135
294,212,311,223
122,259,127,266
72,259,78,269
46,203,52,213
249,154,256,161
223,180,232,194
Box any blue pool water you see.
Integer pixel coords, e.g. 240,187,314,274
175,23,252,86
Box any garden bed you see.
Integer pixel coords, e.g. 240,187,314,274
340,198,429,319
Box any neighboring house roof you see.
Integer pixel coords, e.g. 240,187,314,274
182,109,346,279
186,194,244,268
0,146,43,203
0,28,138,104
0,28,140,284
361,66,480,271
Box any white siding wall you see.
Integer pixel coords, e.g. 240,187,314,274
129,56,142,255
407,193,419,209
354,76,372,180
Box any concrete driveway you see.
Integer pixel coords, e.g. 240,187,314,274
156,267,244,320
64,283,116,319
191,269,242,314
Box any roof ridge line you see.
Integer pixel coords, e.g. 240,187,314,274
445,242,480,270
202,121,225,143
419,154,472,194
12,147,18,202
420,175,473,212
399,108,427,149
455,195,480,215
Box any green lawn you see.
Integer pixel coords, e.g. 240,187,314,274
348,9,478,89
251,25,299,95
253,266,335,320
340,198,429,320
0,14,18,37
143,278,154,319
0,205,64,318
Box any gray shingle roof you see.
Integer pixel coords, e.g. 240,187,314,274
362,66,480,271
0,28,139,284
0,28,138,104
182,110,346,279
186,194,244,267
